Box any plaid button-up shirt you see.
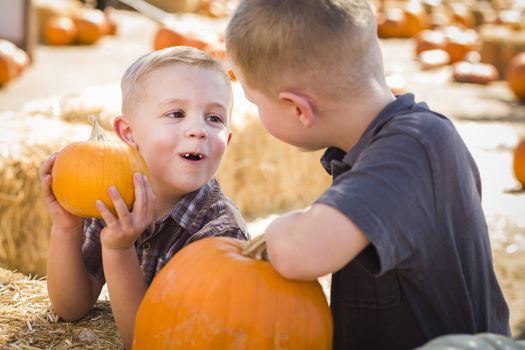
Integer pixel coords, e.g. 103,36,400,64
81,178,249,286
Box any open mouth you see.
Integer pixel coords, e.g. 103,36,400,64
181,153,204,161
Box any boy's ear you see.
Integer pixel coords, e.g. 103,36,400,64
278,91,316,128
113,116,136,147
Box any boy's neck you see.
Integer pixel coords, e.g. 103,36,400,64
323,88,395,153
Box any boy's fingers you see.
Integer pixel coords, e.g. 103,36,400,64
96,200,117,227
39,153,58,180
108,186,132,225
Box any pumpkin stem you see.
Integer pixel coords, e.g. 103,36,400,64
88,116,110,141
242,234,268,261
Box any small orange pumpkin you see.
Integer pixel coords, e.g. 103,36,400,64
44,16,78,46
133,235,333,350
506,52,525,101
153,25,214,51
402,1,430,38
0,40,19,85
377,7,407,39
72,9,106,45
51,118,149,218
414,29,446,55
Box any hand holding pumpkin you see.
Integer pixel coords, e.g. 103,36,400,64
39,152,84,232
97,173,156,251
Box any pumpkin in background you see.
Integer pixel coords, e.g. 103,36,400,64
513,138,525,187
133,235,333,350
153,24,217,51
448,3,475,29
51,118,149,218
0,39,29,85
377,7,407,39
418,49,450,70
452,62,499,84
506,52,525,101
414,29,446,55
0,40,19,85
72,9,106,45
442,26,478,63
401,1,430,38
44,16,78,46
414,333,525,349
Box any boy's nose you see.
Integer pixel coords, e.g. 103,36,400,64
184,127,208,139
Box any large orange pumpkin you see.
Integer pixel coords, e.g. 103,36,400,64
513,138,525,187
51,119,149,218
506,52,525,101
133,235,333,350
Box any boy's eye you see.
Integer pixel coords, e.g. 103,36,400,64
166,110,185,119
207,114,225,124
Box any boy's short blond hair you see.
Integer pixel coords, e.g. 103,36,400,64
226,0,382,100
121,46,231,117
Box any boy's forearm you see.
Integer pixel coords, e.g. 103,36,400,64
47,225,100,321
102,247,147,350
265,204,369,281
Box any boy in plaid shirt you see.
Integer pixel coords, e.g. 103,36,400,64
40,46,249,349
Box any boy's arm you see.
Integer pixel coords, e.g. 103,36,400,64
47,225,103,320
102,247,147,350
41,153,102,321
265,203,369,281
95,173,156,350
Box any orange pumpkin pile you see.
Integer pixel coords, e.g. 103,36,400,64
51,119,149,218
44,7,117,46
0,39,30,86
133,235,333,350
376,0,434,39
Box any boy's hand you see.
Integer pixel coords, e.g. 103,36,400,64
97,173,156,251
39,152,84,232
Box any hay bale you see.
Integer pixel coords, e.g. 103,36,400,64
23,84,121,131
0,267,122,349
0,113,92,276
479,25,525,78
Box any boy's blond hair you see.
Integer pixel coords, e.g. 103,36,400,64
225,0,383,100
121,46,231,117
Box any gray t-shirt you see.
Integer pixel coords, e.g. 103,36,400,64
316,94,510,350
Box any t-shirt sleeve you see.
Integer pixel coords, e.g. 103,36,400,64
81,218,106,285
316,132,437,276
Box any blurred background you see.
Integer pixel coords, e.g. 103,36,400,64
0,0,525,347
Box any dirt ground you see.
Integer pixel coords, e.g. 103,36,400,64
1,7,525,341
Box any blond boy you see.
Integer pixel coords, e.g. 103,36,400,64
226,1,509,349
40,46,248,349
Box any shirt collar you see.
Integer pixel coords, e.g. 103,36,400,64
321,93,424,175
165,178,221,235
